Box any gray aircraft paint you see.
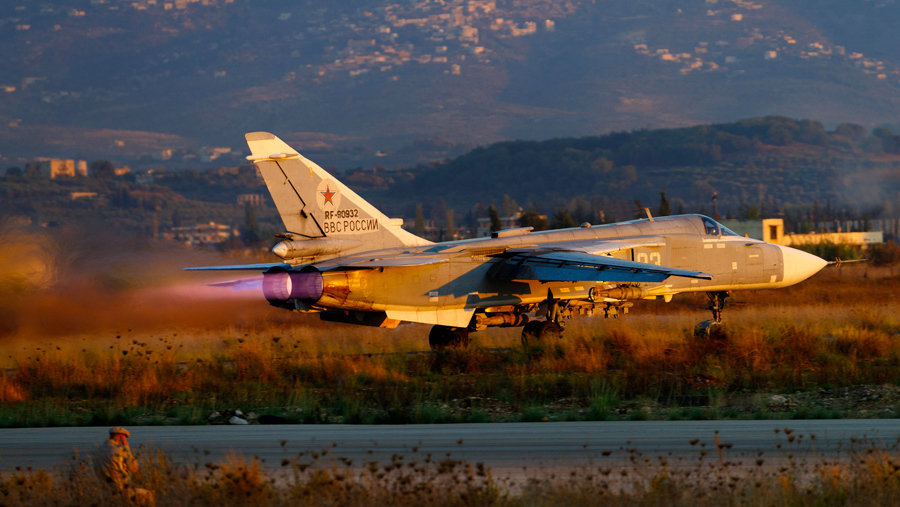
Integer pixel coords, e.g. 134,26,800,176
188,133,827,345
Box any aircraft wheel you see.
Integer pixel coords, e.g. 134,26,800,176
521,321,541,347
537,321,562,340
694,320,727,341
429,326,469,350
521,320,561,346
694,320,715,338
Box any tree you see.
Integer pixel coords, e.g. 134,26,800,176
633,200,645,219
834,123,867,142
797,119,827,145
872,127,894,139
25,163,41,178
4,167,22,178
615,165,639,188
242,206,260,245
414,204,425,237
501,194,518,216
171,208,182,227
551,209,577,229
445,209,455,239
431,198,447,225
658,191,672,217
571,199,591,224
91,160,116,179
518,209,548,231
590,157,614,173
488,205,501,233
883,134,900,154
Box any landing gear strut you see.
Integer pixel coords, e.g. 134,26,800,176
694,291,729,337
521,291,565,346
429,326,469,350
707,291,728,323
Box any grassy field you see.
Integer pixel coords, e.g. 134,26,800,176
1,228,900,504
1,239,898,427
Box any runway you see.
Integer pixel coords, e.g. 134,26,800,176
2,420,898,477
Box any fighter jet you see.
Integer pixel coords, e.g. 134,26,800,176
188,132,828,349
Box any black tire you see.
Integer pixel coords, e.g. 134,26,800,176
521,320,544,347
536,321,561,340
429,326,469,350
447,328,469,349
429,326,448,349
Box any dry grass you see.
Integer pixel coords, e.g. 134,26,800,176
0,266,897,425
7,435,900,506
0,224,898,425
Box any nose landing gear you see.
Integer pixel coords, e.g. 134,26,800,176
694,291,729,337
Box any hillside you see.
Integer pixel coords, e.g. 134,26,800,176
3,117,898,242
367,117,900,223
1,0,900,169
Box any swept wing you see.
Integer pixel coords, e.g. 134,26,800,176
489,250,711,283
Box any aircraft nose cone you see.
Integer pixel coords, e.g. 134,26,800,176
272,242,290,259
779,245,827,286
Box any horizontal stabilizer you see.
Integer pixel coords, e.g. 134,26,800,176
338,256,450,268
184,263,287,271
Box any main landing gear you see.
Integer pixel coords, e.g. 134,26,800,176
428,326,469,350
521,291,565,346
694,291,729,337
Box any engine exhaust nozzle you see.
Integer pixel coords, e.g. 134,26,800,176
262,268,324,304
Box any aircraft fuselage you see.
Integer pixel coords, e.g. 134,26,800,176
271,214,824,329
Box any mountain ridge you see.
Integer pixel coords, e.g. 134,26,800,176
2,0,900,169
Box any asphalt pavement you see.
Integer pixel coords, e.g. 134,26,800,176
2,420,898,478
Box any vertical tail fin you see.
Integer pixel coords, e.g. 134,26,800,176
245,132,430,259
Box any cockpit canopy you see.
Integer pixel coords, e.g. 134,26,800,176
699,215,739,237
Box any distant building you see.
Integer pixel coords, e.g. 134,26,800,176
169,222,237,246
237,193,265,207
475,212,543,238
201,147,233,162
722,218,884,248
460,26,478,43
135,172,155,185
211,166,241,176
31,159,88,179
721,218,784,242
781,230,883,249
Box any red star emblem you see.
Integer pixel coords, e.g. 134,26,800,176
320,186,336,206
